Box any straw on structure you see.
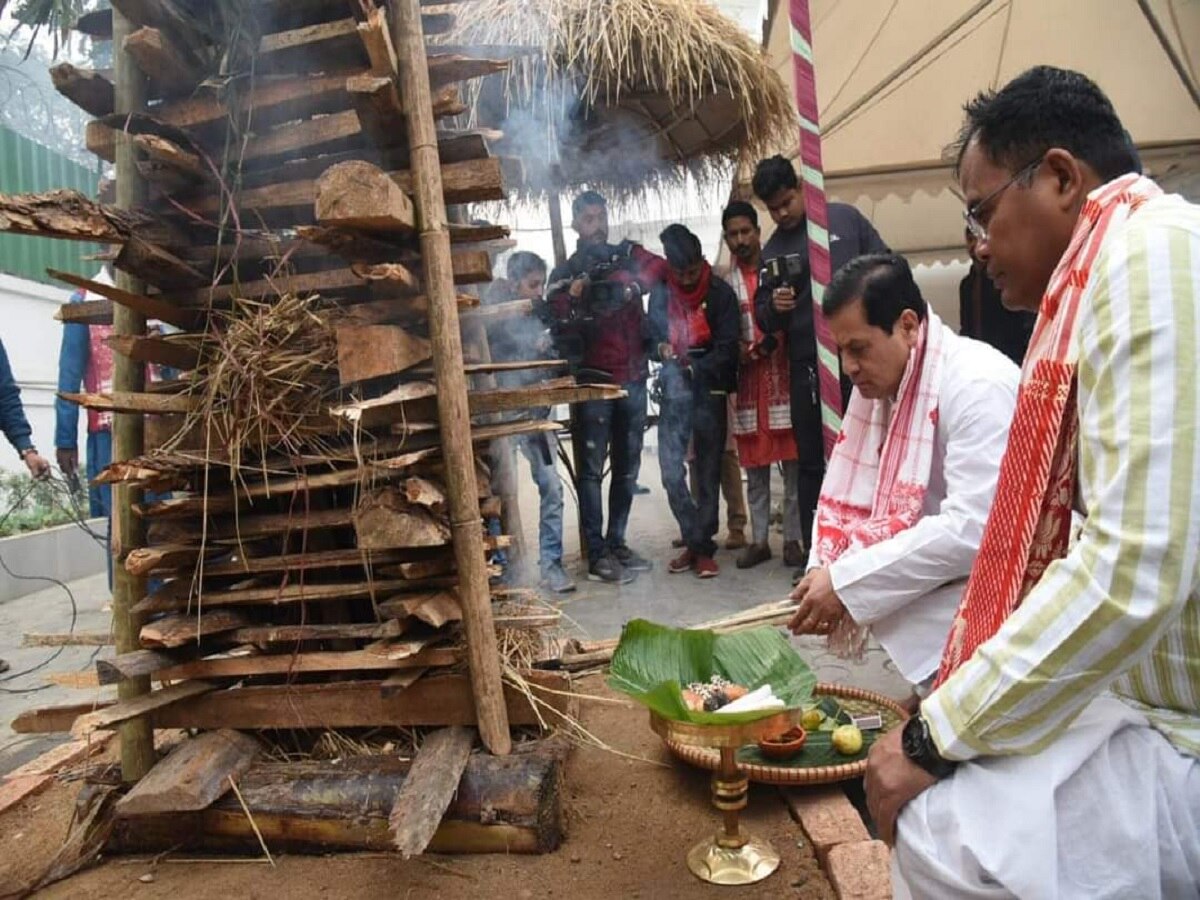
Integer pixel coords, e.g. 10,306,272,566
166,292,341,474
444,0,796,198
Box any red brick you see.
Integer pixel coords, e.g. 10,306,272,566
827,839,892,900
784,786,870,865
0,774,54,815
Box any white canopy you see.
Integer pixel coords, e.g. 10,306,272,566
747,0,1200,264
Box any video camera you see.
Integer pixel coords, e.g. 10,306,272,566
532,241,645,372
758,252,808,294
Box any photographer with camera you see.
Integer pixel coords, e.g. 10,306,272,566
648,225,739,579
546,191,669,584
752,155,889,582
721,201,805,571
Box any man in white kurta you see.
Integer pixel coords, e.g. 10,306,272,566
788,253,1019,692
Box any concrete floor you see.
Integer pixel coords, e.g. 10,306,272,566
0,571,114,775
511,437,909,696
0,442,909,777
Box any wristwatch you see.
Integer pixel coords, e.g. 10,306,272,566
901,715,958,779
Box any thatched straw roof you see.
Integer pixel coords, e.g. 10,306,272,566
442,0,796,199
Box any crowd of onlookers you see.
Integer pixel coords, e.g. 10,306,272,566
483,154,1034,594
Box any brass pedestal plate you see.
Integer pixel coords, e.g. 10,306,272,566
650,709,800,885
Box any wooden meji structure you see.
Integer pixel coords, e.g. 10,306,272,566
1,0,617,857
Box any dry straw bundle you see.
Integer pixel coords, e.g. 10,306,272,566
166,293,340,476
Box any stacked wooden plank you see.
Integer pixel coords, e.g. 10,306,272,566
3,0,601,856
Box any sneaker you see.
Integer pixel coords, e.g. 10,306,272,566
671,537,686,549
588,553,635,585
539,562,577,594
736,543,772,569
632,483,652,495
668,548,695,574
695,556,719,578
724,530,748,550
612,544,653,572
783,540,805,568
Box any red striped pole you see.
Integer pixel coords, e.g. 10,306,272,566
790,0,841,458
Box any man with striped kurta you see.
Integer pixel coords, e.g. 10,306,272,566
864,66,1200,898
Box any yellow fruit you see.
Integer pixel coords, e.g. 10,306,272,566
831,724,864,755
801,708,824,731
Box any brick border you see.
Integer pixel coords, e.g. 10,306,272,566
784,786,891,899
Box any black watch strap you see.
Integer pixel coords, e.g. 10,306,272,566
902,715,958,779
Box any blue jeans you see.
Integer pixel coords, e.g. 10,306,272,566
657,366,726,558
87,429,113,588
573,379,647,560
518,432,565,571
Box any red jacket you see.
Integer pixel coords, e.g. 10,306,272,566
547,243,669,384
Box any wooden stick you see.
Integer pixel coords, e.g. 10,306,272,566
23,631,113,648
389,726,475,856
111,5,155,783
155,672,566,730
96,648,191,684
48,268,206,330
71,680,215,737
392,0,510,755
231,620,405,645
59,391,198,415
184,157,504,220
116,730,260,816
124,26,203,95
357,6,399,77
106,334,201,371
49,62,115,117
132,578,424,615
156,647,460,681
14,672,573,734
139,610,254,648
380,666,428,698
316,160,415,233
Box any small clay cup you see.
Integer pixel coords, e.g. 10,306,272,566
756,726,807,760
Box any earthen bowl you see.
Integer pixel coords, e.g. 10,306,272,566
756,726,807,760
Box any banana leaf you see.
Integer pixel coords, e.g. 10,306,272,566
607,619,816,725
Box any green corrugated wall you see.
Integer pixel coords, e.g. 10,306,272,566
0,126,100,285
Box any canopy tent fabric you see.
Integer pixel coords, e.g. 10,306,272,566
742,0,1200,264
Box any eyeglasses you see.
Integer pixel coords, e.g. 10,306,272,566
963,156,1044,243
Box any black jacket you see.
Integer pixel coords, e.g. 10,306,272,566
647,274,740,396
754,203,889,368
753,203,888,466
959,263,1035,366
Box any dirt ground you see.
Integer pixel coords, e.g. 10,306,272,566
0,676,836,900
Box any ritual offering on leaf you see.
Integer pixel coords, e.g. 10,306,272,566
682,675,751,712
608,619,816,725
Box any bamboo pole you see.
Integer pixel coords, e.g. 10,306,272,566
448,203,527,573
391,0,511,755
547,191,567,270
111,7,156,782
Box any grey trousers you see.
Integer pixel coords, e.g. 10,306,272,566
745,460,803,545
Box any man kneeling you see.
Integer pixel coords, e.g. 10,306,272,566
788,253,1019,693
